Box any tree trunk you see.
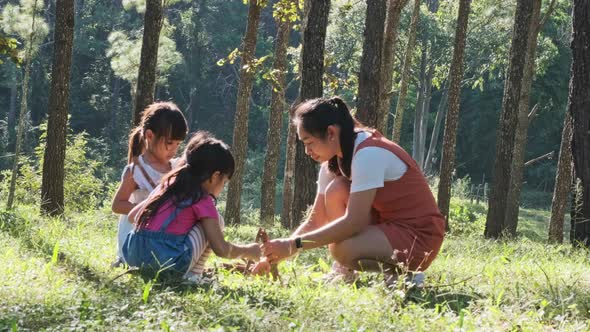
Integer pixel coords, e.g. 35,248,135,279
377,0,410,134
392,0,420,142
356,0,387,128
424,82,449,175
485,0,535,239
41,0,75,216
260,5,291,227
281,105,297,229
549,111,573,243
292,0,330,226
186,0,206,128
6,0,39,210
224,0,262,225
569,0,590,247
418,64,434,168
132,0,164,126
412,46,427,164
571,174,584,244
503,0,542,236
282,0,311,229
8,71,17,143
436,0,471,226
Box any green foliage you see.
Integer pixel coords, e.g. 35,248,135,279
0,0,49,60
448,200,486,236
216,47,241,67
107,22,183,86
0,125,105,213
123,0,187,13
122,0,147,13
324,0,365,97
0,34,21,65
273,0,300,23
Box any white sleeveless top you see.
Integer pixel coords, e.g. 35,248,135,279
317,131,408,194
120,155,180,204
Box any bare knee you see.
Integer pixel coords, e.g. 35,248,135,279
324,177,350,219
329,241,357,269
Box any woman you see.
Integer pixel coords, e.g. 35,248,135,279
262,97,445,282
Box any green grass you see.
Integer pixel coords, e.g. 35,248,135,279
1,202,589,331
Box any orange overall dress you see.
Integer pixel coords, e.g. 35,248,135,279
354,131,445,271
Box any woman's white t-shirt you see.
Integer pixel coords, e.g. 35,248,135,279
317,131,408,194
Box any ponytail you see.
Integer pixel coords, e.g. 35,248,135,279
331,97,357,178
127,127,144,163
295,96,363,179
136,131,234,228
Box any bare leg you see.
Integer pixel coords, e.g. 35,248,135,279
330,226,395,272
324,177,350,253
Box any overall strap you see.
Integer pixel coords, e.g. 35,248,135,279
158,199,192,232
133,156,158,190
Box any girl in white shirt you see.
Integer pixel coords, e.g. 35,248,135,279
111,102,188,267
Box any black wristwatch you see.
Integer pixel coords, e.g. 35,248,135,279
294,237,303,251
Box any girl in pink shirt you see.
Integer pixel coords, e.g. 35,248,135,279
123,131,261,283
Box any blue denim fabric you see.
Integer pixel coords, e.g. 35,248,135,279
122,201,193,281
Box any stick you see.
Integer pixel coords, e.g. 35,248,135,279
256,228,281,281
524,151,555,167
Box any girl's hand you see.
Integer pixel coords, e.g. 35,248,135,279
250,260,271,276
243,242,262,260
262,238,294,264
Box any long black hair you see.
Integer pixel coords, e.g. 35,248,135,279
127,102,188,163
136,131,235,228
293,96,364,178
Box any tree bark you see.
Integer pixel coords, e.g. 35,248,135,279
392,0,420,142
569,0,590,247
7,0,41,210
424,81,449,175
412,45,427,164
356,0,387,128
292,0,330,226
282,0,311,229
225,0,262,225
8,70,17,143
485,0,535,238
503,0,542,236
260,5,291,227
418,63,434,168
281,105,297,229
377,0,410,134
571,174,584,244
41,0,75,216
549,111,573,243
132,0,164,126
186,0,206,128
436,0,471,226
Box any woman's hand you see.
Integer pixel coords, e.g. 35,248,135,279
250,259,271,276
261,238,294,264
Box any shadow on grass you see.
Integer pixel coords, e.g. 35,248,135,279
0,210,133,295
405,287,482,313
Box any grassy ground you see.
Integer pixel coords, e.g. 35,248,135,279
0,201,589,331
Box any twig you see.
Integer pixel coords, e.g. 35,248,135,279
524,151,555,167
528,103,540,120
256,228,281,282
538,0,558,29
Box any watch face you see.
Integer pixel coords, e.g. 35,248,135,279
295,237,303,249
